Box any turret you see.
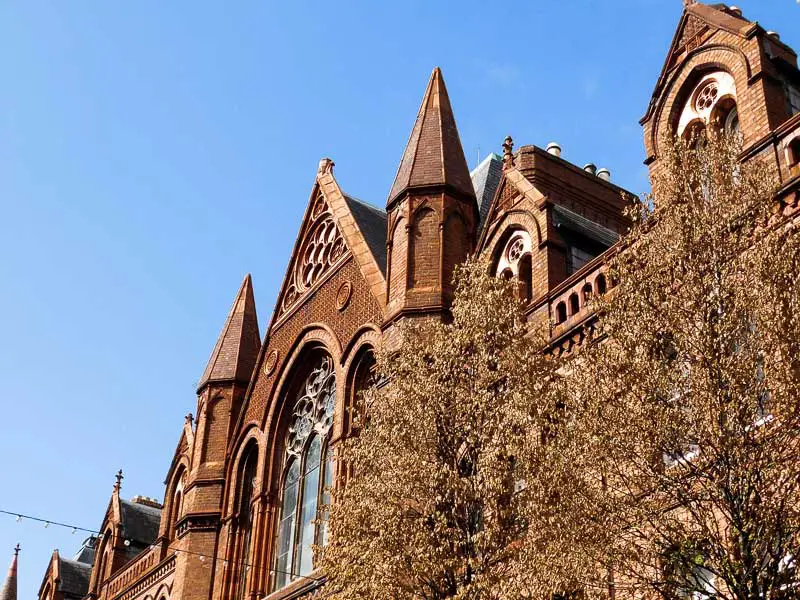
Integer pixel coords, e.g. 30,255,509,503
385,68,478,324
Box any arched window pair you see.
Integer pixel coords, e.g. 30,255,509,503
495,230,533,303
678,72,740,144
273,355,336,591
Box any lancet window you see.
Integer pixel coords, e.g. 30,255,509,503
273,355,336,590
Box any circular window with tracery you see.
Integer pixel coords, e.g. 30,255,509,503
286,356,336,457
695,80,719,112
507,237,525,264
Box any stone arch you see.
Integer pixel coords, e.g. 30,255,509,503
223,425,266,514
163,458,189,540
648,45,751,157
480,209,543,264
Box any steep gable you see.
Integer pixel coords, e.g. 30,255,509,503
271,160,387,331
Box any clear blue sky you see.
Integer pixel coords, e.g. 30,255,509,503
1,1,797,597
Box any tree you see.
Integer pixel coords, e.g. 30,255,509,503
538,134,800,600
319,258,562,600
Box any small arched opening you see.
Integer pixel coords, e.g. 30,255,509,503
595,274,607,295
569,293,580,316
555,302,567,324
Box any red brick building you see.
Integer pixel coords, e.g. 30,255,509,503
18,3,800,600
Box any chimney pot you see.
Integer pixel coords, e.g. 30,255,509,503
767,31,780,41
597,168,611,182
546,142,562,158
583,163,597,175
729,6,742,16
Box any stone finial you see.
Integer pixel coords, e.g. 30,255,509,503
185,413,194,426
12,547,18,559
502,136,515,170
113,469,124,493
317,158,335,177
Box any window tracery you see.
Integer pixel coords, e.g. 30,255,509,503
677,71,739,140
273,355,336,591
495,230,534,302
281,194,346,314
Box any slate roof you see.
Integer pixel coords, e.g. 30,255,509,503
470,153,503,235
57,558,91,600
71,539,96,566
388,67,476,205
119,499,162,546
552,204,620,247
198,274,261,391
343,195,388,275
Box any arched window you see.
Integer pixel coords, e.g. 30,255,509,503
581,283,592,303
555,302,567,324
677,71,737,139
273,355,336,591
234,442,258,600
518,254,533,303
569,293,580,316
168,469,185,540
789,138,800,168
595,274,607,295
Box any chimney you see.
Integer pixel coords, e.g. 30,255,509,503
583,163,597,175
131,496,163,510
546,142,562,158
597,168,611,182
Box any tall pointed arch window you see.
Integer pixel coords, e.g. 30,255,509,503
273,355,336,591
233,442,258,600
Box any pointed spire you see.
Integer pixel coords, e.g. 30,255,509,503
198,274,261,391
0,545,19,600
388,67,476,207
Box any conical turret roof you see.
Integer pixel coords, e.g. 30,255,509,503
198,274,260,391
388,67,476,207
0,546,19,600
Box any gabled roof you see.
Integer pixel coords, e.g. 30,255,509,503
642,2,755,124
343,195,387,275
57,557,91,599
470,153,503,235
118,499,162,546
388,67,476,206
0,549,17,600
198,274,260,391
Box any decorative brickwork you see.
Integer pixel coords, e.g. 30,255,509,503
32,6,800,600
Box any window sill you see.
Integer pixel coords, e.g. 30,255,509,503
263,569,324,600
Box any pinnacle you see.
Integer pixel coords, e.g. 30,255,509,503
197,274,261,391
387,67,476,207
0,546,18,600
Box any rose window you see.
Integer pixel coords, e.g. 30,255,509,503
286,356,336,457
507,237,525,264
299,217,345,288
695,81,719,111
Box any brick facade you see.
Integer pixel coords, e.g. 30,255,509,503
32,4,800,600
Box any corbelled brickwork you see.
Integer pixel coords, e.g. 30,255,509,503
32,4,800,600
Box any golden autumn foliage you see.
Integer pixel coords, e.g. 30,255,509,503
537,134,800,600
319,259,562,600
320,134,800,600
